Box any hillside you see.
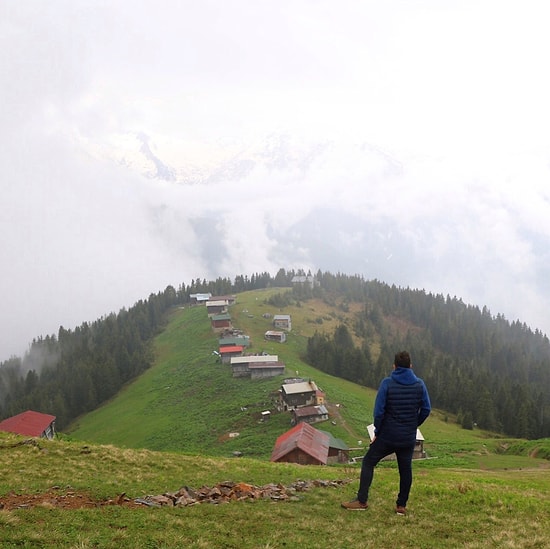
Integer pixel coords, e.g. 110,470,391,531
4,287,550,548
4,272,550,441
67,288,378,457
67,288,541,463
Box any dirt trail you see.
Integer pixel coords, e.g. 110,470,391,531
326,402,361,442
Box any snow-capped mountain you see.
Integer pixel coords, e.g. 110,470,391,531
80,130,403,188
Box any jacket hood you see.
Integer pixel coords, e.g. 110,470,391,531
390,367,419,385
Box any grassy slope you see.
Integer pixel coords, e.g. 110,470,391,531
3,288,550,547
68,288,379,458
68,288,550,466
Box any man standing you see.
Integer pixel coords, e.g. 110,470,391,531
341,351,431,515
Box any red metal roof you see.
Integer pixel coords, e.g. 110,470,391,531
219,345,244,354
0,410,56,437
270,422,329,464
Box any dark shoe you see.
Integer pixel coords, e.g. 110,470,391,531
341,498,368,510
395,505,407,515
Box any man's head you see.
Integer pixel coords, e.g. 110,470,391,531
394,351,411,368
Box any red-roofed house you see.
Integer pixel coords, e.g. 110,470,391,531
0,410,56,439
270,422,330,465
219,345,244,363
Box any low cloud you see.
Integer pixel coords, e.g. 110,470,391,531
2,1,550,360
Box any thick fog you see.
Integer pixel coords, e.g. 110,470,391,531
2,1,550,361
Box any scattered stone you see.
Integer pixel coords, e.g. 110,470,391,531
134,498,161,508
134,479,351,508
0,480,352,511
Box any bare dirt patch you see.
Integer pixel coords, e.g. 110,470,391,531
0,490,142,511
0,479,352,511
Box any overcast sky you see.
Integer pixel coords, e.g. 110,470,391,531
2,1,550,361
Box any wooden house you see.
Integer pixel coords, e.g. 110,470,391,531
270,422,330,465
279,380,318,411
264,330,286,343
230,355,283,378
319,430,350,464
249,361,285,380
231,360,251,378
211,313,232,331
219,335,251,348
211,295,236,306
291,404,329,425
273,314,292,331
0,410,56,440
189,293,211,305
219,345,244,364
206,299,229,317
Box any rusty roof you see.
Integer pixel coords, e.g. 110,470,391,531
248,361,284,369
270,422,330,464
293,404,328,417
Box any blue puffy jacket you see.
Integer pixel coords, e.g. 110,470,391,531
373,367,431,445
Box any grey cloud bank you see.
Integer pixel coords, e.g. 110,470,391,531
2,1,550,361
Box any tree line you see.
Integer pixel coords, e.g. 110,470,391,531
1,268,549,439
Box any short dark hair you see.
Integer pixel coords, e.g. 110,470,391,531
394,351,411,368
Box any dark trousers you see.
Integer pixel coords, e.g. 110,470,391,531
357,437,416,507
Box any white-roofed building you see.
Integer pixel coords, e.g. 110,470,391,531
366,423,426,459
279,380,318,411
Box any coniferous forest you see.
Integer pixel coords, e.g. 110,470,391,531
1,269,549,439
305,273,550,439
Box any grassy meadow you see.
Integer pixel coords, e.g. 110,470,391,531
2,288,550,547
1,432,549,548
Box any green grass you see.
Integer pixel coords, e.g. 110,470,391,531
67,290,550,467
3,288,550,547
67,293,379,458
67,291,543,466
67,305,293,457
1,433,550,548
